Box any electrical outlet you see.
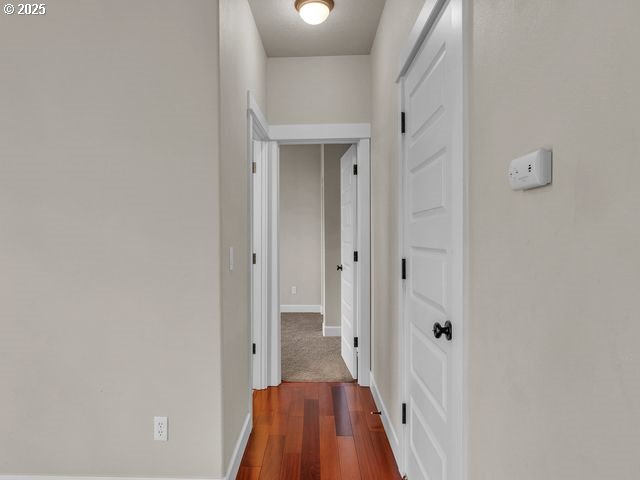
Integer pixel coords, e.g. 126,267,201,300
291,286,297,295
154,416,168,441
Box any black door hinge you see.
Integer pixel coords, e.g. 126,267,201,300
401,258,407,280
353,251,359,262
401,112,406,134
353,164,358,175
252,253,257,265
354,337,359,348
252,343,256,355
402,403,407,424
252,162,256,174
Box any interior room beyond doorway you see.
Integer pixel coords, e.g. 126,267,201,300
279,143,352,383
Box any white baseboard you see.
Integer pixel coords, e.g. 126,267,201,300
323,324,341,337
280,304,321,313
0,413,253,480
370,372,403,473
224,412,252,480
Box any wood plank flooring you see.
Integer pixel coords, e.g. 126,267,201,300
238,382,402,480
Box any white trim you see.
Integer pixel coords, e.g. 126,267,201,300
249,129,269,391
355,139,371,387
248,91,275,391
461,3,471,478
320,146,326,321
322,324,341,337
248,92,269,140
396,64,408,474
268,142,281,387
370,372,402,469
270,123,371,143
280,304,322,313
256,126,371,393
223,412,253,480
248,103,259,390
248,92,282,389
397,0,448,80
258,139,270,390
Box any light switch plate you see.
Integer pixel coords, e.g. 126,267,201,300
508,149,552,190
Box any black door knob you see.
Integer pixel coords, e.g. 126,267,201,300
337,264,343,271
433,321,453,341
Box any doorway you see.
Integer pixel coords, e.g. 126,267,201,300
278,143,353,383
248,104,372,390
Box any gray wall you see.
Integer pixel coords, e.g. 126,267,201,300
469,1,640,478
279,145,323,307
323,145,349,328
0,1,223,476
219,0,267,472
267,55,371,124
369,0,426,449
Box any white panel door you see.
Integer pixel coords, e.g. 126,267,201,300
340,145,358,378
402,2,463,480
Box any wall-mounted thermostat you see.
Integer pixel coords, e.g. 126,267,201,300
508,149,552,190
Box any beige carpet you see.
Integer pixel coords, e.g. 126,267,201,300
281,313,354,383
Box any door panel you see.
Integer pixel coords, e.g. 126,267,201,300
410,157,445,214
340,145,357,378
402,2,462,479
411,253,446,308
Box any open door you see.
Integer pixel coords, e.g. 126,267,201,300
339,145,358,379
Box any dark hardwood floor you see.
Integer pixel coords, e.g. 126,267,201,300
237,382,402,480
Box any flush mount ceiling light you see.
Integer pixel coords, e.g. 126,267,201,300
295,0,334,25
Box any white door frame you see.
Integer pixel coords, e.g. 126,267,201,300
248,93,279,391
272,126,371,387
396,0,468,478
247,97,372,388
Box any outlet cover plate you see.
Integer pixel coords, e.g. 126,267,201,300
154,416,168,441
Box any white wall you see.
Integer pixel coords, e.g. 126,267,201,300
279,145,323,307
0,1,223,477
368,0,426,451
219,0,267,472
267,55,371,124
323,145,349,328
469,1,640,478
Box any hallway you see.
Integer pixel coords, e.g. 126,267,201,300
3,1,640,480
238,382,402,479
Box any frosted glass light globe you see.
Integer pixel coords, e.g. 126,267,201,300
299,2,331,25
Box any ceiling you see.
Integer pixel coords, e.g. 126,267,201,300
248,0,386,57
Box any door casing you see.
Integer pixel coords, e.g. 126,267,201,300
248,95,373,389
248,94,277,391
